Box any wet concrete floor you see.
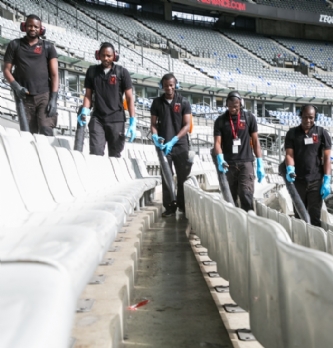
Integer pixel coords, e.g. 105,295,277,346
122,214,233,348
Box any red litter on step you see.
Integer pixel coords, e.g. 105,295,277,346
127,299,149,311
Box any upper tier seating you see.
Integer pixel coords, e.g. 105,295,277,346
222,29,297,66
275,36,333,71
137,16,332,97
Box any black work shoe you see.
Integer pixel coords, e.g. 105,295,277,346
162,209,176,217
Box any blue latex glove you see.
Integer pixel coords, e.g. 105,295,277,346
152,134,165,150
216,154,228,173
321,174,331,199
286,165,296,183
256,158,265,183
126,117,137,142
163,136,178,155
77,107,90,127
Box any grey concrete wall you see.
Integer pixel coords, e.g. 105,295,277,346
256,18,333,41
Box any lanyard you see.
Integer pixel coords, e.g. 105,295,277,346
229,112,240,139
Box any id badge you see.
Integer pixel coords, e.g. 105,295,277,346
312,133,318,143
232,145,239,154
233,138,241,146
304,137,313,145
239,120,246,130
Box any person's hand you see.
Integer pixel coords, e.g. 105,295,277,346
10,81,28,99
163,136,178,155
77,107,90,127
46,92,58,117
321,174,331,199
126,117,137,143
152,134,165,150
286,165,296,183
217,154,228,173
256,157,265,183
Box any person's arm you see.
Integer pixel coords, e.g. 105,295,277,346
124,88,135,117
3,62,15,84
251,131,262,158
4,61,29,99
77,88,93,126
285,148,295,166
83,88,93,108
151,114,158,135
177,112,190,139
48,58,58,93
323,148,331,175
214,135,222,155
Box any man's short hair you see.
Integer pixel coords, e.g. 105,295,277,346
161,73,177,85
99,42,115,53
227,97,241,104
26,14,41,22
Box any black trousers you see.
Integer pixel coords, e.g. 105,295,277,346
294,179,322,227
88,117,125,157
162,149,192,211
226,161,255,212
23,92,57,136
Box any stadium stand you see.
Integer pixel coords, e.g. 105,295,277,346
274,36,333,71
2,1,333,346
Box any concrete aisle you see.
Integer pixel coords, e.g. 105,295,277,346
122,214,233,348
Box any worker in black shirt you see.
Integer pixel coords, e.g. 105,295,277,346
4,14,58,136
78,42,136,157
213,91,265,212
284,104,331,226
150,73,192,217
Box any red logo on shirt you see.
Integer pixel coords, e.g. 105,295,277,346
109,75,117,85
174,103,181,113
34,46,42,54
239,119,246,130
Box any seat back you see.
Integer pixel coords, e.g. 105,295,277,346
20,131,35,142
278,212,292,240
277,240,333,348
0,135,29,227
70,150,93,193
225,204,249,311
327,230,333,255
83,153,117,191
267,207,279,222
307,224,327,252
200,192,215,254
247,212,291,348
110,157,132,183
54,147,86,198
292,217,307,246
32,142,74,203
212,199,231,281
1,134,55,212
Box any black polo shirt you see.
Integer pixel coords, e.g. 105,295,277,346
150,91,191,151
285,124,331,181
214,110,257,163
84,63,132,123
4,37,57,95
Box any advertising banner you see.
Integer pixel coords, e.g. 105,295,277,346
173,0,332,27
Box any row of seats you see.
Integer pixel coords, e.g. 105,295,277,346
184,176,333,348
256,199,333,252
0,127,160,347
